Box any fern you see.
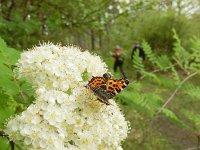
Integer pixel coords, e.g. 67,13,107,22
172,30,200,72
132,50,145,73
183,110,200,130
142,71,161,84
186,37,200,71
132,48,160,83
156,55,171,71
172,29,190,71
184,85,200,100
159,75,177,89
170,63,180,85
143,93,163,111
120,84,163,118
161,108,187,128
127,30,200,148
120,91,150,115
142,40,162,69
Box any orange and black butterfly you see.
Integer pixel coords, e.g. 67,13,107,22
85,73,129,105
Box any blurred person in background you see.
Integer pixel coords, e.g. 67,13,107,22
112,45,126,78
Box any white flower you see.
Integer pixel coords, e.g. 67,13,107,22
5,43,130,150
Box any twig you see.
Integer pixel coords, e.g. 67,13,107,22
139,72,198,146
154,71,198,117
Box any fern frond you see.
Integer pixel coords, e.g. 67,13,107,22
156,55,171,71
172,29,190,71
170,63,180,84
184,86,200,100
142,71,161,84
143,93,163,109
161,108,187,128
120,91,155,117
142,40,161,69
186,37,200,71
183,110,200,130
132,50,145,73
159,76,177,89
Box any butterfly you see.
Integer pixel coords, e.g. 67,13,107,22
85,73,129,105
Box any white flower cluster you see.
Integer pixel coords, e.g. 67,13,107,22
6,43,130,150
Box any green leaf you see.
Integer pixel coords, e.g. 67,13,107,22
0,107,15,129
0,37,7,49
0,64,13,77
0,91,17,124
0,37,20,66
0,137,10,150
0,90,11,107
0,47,20,66
0,38,20,95
0,74,18,95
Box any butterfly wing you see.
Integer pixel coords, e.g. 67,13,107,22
86,74,129,105
106,78,129,99
88,86,111,105
87,77,107,90
86,76,111,105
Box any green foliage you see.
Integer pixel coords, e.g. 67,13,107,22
156,55,171,71
161,108,187,128
142,40,159,68
170,63,180,85
132,47,160,83
0,38,34,130
0,38,20,95
184,85,200,100
173,30,200,72
187,37,200,71
0,137,10,150
0,38,36,149
159,76,177,89
183,110,200,130
132,50,145,73
121,31,200,149
172,29,190,70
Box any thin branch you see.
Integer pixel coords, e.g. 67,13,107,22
139,71,198,146
155,71,198,117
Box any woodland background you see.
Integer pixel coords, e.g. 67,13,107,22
0,0,200,149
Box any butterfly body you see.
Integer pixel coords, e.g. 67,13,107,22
86,73,129,105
